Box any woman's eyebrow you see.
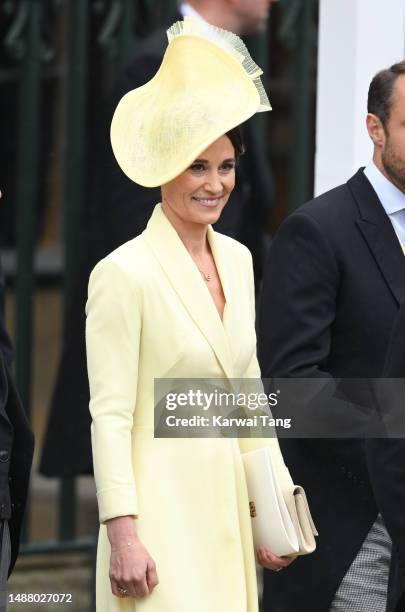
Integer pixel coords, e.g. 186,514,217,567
192,157,236,163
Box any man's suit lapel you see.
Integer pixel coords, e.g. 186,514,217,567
349,169,405,305
142,204,234,378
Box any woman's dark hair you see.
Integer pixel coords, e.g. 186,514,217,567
368,60,405,130
225,125,245,160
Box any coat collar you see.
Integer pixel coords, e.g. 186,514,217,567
142,204,234,378
348,169,405,305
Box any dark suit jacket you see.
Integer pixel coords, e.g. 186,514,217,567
39,20,274,477
366,301,405,612
258,169,405,612
0,263,34,575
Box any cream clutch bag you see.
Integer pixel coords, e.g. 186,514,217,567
242,447,318,557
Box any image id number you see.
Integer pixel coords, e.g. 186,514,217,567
9,593,73,603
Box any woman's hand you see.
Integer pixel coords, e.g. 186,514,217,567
256,546,297,572
106,516,158,599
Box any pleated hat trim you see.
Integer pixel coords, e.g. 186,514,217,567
167,17,271,112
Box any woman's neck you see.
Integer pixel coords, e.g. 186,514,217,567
161,202,210,257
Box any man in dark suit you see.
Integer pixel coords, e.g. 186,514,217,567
40,0,277,478
259,60,405,611
366,301,405,612
0,192,34,602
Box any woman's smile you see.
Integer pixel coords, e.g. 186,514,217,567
192,195,224,208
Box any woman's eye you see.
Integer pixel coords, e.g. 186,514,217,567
219,162,235,172
189,163,205,173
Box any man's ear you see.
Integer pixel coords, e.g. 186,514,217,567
366,113,386,148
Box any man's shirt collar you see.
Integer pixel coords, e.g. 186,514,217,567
364,160,405,215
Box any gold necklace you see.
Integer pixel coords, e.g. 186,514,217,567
198,269,211,282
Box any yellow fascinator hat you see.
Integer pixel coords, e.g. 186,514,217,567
110,17,271,188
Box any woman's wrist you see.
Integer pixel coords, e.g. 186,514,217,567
106,515,139,550
110,540,139,553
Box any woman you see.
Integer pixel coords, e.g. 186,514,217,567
86,17,294,611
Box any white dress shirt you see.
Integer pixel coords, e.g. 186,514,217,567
364,161,405,247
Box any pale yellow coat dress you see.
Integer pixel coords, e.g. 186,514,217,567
86,204,283,611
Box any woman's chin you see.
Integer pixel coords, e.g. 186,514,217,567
196,210,222,225
190,201,225,224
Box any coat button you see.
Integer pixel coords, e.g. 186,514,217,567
0,450,9,463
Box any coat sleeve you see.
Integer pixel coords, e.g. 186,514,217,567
0,259,13,365
86,258,141,523
258,211,339,379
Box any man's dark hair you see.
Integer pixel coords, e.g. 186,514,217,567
226,125,245,159
368,60,405,128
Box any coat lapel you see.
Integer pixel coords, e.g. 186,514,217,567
348,169,405,305
142,204,234,378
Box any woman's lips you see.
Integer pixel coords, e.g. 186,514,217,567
192,196,223,208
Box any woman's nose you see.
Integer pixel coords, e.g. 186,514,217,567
204,172,223,193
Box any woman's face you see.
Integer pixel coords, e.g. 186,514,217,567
161,135,236,227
